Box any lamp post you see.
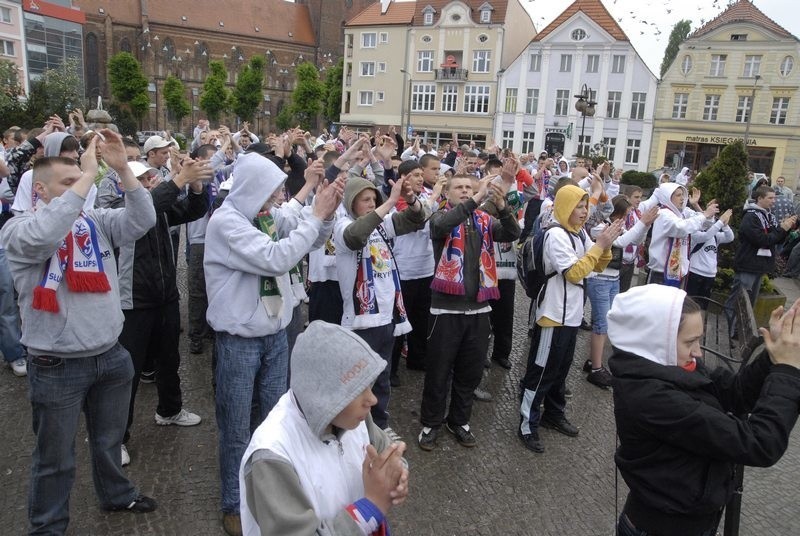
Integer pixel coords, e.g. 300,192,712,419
743,74,761,155
573,83,597,157
400,68,412,138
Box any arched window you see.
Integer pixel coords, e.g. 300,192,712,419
162,38,176,60
85,32,100,98
195,41,209,63
119,38,131,53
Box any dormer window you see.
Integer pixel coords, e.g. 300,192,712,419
422,5,435,26
478,2,493,23
730,34,748,41
571,28,587,41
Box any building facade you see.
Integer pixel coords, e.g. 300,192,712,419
341,0,535,147
21,0,84,91
648,0,800,188
0,0,28,96
494,0,657,171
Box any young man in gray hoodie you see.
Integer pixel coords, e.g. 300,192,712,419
204,151,344,535
0,131,158,534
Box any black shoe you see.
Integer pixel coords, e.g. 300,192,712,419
582,359,592,373
518,428,544,453
418,427,439,451
106,495,158,513
446,423,477,448
390,373,401,387
492,356,512,370
580,319,592,331
541,416,579,437
473,387,493,402
564,387,573,399
587,367,613,389
189,339,204,354
139,370,155,384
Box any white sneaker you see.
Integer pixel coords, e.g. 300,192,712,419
121,444,130,466
10,358,26,377
155,408,202,427
383,427,402,443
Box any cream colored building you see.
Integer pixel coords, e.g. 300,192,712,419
649,0,800,188
341,0,535,147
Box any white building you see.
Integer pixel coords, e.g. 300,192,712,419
494,0,657,171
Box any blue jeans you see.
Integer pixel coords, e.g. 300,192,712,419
724,271,762,336
215,330,289,514
28,344,138,535
586,276,619,335
0,248,24,363
353,324,395,429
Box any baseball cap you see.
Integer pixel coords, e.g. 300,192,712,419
143,135,176,155
127,161,158,178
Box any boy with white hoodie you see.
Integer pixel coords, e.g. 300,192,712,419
204,152,343,535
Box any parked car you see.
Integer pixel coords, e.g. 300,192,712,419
136,130,162,146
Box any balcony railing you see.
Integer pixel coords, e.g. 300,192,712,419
435,68,468,81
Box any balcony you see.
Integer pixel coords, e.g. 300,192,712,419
435,68,468,82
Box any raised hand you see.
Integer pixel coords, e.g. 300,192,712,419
761,298,800,368
176,159,213,192
312,175,345,221
703,199,719,219
500,157,519,186
719,208,733,226
95,129,129,174
639,205,660,226
595,218,624,249
79,135,100,179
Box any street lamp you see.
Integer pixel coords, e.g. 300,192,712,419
400,69,412,138
574,83,597,157
743,74,761,155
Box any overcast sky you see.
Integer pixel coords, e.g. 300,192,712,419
521,0,800,76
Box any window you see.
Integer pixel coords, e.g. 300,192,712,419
559,54,572,72
0,7,11,23
578,135,591,156
743,55,761,78
504,88,518,113
780,56,794,77
464,85,490,113
625,139,641,164
423,11,434,25
672,93,688,119
709,54,726,76
586,54,599,73
361,33,376,48
571,28,587,41
630,92,646,120
522,132,536,154
360,62,375,77
417,50,433,72
607,91,622,118
412,83,436,112
529,53,541,72
473,50,491,73
378,62,386,73
359,91,374,106
480,9,491,23
702,94,720,121
477,34,489,43
525,89,539,114
681,55,692,75
502,130,514,149
611,55,625,74
376,91,385,101
421,35,432,43
442,84,458,112
0,40,13,56
735,96,752,123
602,137,616,161
555,89,570,116
730,34,748,41
770,97,790,125
379,33,388,44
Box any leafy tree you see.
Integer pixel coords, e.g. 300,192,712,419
108,52,150,120
200,60,230,123
323,58,343,124
39,57,86,118
621,170,657,192
163,75,191,130
692,140,749,228
287,62,325,130
231,56,265,123
275,102,293,131
107,102,138,136
660,20,692,78
0,60,27,130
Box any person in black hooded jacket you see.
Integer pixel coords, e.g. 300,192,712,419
607,284,800,536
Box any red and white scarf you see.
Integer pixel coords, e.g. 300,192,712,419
32,213,111,313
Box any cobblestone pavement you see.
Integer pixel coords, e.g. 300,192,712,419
1,262,799,535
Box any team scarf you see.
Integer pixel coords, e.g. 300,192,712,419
32,213,111,313
659,204,691,288
431,205,499,302
353,225,408,327
255,209,306,312
623,208,646,268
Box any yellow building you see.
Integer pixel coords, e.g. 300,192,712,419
648,0,800,189
341,0,535,147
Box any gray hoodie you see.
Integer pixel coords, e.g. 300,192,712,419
204,152,333,338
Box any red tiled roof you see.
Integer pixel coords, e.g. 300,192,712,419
346,1,417,26
533,0,628,42
691,0,796,40
413,0,509,26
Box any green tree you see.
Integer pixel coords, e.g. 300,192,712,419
275,102,293,131
0,60,27,130
40,57,86,117
660,19,692,78
163,75,191,130
692,141,749,227
107,52,150,120
288,62,325,130
231,56,265,123
199,60,230,123
323,58,343,124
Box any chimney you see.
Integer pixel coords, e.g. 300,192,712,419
381,0,391,15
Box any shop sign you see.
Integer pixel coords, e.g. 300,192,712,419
684,135,757,146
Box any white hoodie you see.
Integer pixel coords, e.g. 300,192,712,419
647,183,710,276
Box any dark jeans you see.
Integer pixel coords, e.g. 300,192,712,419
619,263,635,293
489,279,516,362
724,271,762,336
519,198,544,242
617,511,719,536
187,243,210,343
646,270,687,290
685,272,715,303
354,324,395,429
391,275,432,373
519,324,577,434
307,280,343,325
420,312,490,428
119,301,183,442
27,344,139,534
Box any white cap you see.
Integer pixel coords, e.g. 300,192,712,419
143,135,176,155
127,161,157,178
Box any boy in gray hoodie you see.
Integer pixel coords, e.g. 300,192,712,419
0,131,158,534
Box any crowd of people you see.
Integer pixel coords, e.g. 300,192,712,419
1,114,800,536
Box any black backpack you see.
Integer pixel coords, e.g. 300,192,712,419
517,223,580,300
